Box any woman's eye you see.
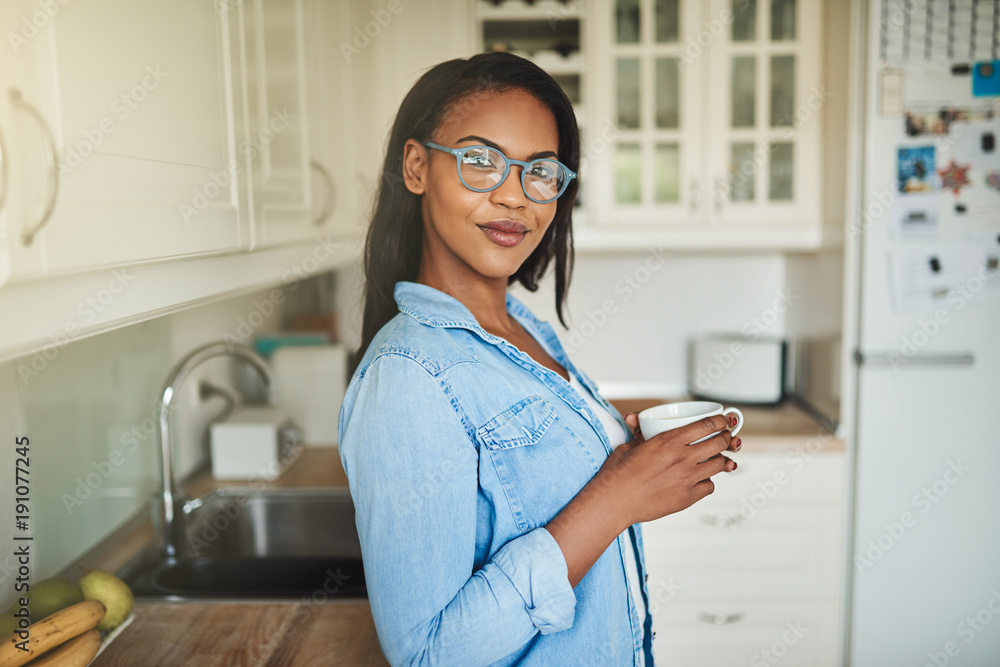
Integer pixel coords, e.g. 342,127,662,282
528,162,557,180
462,149,499,169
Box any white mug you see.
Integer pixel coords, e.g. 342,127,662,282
638,401,743,444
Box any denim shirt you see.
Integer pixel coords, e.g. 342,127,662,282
338,281,654,667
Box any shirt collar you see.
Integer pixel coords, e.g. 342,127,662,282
394,281,543,333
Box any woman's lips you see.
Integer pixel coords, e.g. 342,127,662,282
478,220,528,248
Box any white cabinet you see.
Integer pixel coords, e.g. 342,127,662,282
584,0,823,244
234,0,314,248
0,0,249,284
641,446,845,666
0,9,45,285
302,0,364,243
352,1,475,202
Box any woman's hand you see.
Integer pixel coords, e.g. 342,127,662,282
545,412,740,588
596,413,739,527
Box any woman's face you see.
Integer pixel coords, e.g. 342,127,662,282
403,88,561,286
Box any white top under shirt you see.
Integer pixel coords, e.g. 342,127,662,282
568,374,649,664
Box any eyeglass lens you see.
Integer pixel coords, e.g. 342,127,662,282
459,147,565,202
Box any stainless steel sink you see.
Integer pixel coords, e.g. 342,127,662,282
182,487,362,559
121,488,366,600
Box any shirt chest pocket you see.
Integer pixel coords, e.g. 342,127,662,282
477,396,601,531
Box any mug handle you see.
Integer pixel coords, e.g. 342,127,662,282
723,407,744,437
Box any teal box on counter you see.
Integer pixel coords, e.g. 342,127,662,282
253,333,328,359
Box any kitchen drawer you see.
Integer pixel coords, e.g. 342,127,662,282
717,450,845,502
641,504,843,602
650,603,841,667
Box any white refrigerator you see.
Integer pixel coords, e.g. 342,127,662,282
846,1,1000,665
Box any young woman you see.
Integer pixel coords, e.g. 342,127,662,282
338,52,739,667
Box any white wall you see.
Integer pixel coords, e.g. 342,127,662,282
514,252,790,396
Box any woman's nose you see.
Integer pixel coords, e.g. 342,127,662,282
488,166,528,208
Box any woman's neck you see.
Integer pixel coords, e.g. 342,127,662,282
416,264,514,335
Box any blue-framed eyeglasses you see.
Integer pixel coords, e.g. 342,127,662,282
424,142,576,204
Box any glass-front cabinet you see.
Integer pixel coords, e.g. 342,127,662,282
588,0,822,241
591,0,703,225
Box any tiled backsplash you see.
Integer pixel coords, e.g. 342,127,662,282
0,286,291,609
18,318,173,579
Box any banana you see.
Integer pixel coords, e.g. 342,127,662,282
24,629,101,667
0,600,105,667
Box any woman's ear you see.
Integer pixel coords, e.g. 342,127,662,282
402,139,428,195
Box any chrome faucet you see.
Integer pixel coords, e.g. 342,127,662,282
156,341,275,558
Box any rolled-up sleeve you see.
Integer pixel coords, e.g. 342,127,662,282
338,353,577,666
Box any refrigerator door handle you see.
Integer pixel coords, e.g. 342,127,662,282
854,351,976,367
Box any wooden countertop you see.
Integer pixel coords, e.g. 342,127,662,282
609,397,844,453
89,401,840,664
87,448,389,666
93,602,388,666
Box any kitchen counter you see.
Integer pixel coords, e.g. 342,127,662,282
610,397,843,452
89,400,840,665
94,602,386,666
88,448,389,666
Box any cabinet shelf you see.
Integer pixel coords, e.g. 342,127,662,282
477,0,583,21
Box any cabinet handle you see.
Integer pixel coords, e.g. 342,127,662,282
697,611,745,625
310,160,336,226
713,177,726,215
689,178,699,213
10,88,59,246
698,513,747,528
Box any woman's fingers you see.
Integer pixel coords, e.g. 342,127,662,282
698,452,736,476
687,426,732,462
648,414,731,448
624,412,645,443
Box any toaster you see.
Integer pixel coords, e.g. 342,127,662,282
209,405,303,480
688,335,789,405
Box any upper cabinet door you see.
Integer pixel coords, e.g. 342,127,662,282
706,0,821,228
579,0,825,245
2,0,249,280
0,0,46,286
302,0,362,243
591,0,704,226
236,0,313,248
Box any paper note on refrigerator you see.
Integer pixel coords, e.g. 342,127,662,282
889,241,1000,312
